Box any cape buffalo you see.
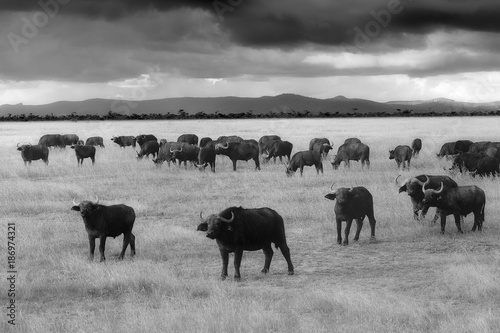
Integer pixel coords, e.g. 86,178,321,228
153,141,180,167
197,206,294,280
262,140,293,163
259,135,281,154
62,134,79,147
137,140,159,160
389,145,412,170
85,136,105,147
215,141,260,171
325,185,376,245
344,138,361,144
71,196,136,262
17,143,49,165
111,136,136,148
200,137,213,148
454,140,473,154
331,143,370,170
285,150,323,176
136,134,157,147
38,134,64,148
422,177,485,234
177,134,199,145
468,141,491,153
470,157,500,177
195,146,216,172
309,138,333,159
450,152,486,173
171,143,200,168
411,138,422,157
71,144,96,166
437,142,455,159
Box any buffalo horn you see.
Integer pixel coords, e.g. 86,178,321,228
330,183,336,192
199,211,204,221
93,195,99,205
17,143,21,148
72,197,80,206
219,211,234,223
394,175,402,186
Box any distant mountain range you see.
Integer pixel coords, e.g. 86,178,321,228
1,94,500,117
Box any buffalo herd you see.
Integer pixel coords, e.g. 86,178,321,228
17,132,497,279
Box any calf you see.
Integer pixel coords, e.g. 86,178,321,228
325,185,376,245
71,144,96,166
71,197,136,261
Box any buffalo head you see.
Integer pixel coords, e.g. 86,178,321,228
325,184,355,204
389,150,395,160
71,196,100,217
17,143,32,152
198,211,235,239
422,176,444,205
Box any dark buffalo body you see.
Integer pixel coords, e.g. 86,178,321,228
397,174,458,221
38,134,64,148
450,152,486,173
177,134,199,145
153,141,180,167
468,141,491,153
171,143,200,168
137,140,160,159
422,181,485,234
216,135,243,145
389,145,412,170
197,206,294,280
471,157,500,177
437,142,455,158
85,136,105,147
484,147,499,159
411,138,422,156
344,138,361,144
111,136,137,148
71,198,136,262
62,134,79,147
71,144,96,166
331,143,370,170
262,140,293,163
215,141,260,171
454,140,473,154
136,134,157,147
199,137,213,148
309,138,333,159
325,186,376,245
259,135,281,154
286,150,323,176
17,144,49,165
195,146,216,172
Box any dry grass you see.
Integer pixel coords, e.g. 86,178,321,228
1,117,500,333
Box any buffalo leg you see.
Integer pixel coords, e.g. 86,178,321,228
336,218,343,244
129,233,136,256
440,214,447,234
232,159,237,171
367,213,376,239
233,248,244,280
343,219,353,245
453,214,464,234
91,157,95,165
88,235,96,261
119,233,131,260
219,249,229,280
98,236,107,262
300,165,304,176
254,157,260,170
353,218,363,241
277,243,294,275
261,244,274,274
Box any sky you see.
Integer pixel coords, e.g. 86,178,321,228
1,0,500,105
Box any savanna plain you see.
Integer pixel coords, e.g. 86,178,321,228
1,117,500,333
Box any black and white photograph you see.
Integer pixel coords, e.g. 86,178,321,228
1,1,500,332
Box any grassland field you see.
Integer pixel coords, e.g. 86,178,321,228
1,117,500,333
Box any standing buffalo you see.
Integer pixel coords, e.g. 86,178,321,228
17,144,49,165
38,134,64,148
422,177,485,234
437,142,455,159
344,138,361,144
195,146,216,172
309,138,333,159
454,140,473,154
111,136,136,148
325,185,376,245
199,137,213,148
411,138,422,157
259,135,281,154
171,143,200,168
331,142,370,170
470,157,500,177
285,150,323,176
396,174,458,222
450,152,486,173
197,206,294,280
153,141,180,167
215,141,260,171
262,140,293,163
71,144,96,166
177,134,199,145
136,134,157,147
71,196,136,262
85,136,105,147
136,140,159,160
62,134,79,147
389,145,412,170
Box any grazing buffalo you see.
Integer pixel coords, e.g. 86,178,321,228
62,134,79,147
422,177,485,233
450,152,486,173
136,134,157,147
411,138,422,157
136,140,159,160
195,146,216,172
468,141,491,153
285,150,323,176
325,185,376,245
344,138,361,144
71,144,96,166
396,174,458,222
454,140,473,154
177,134,199,146
437,142,455,159
309,138,333,159
470,157,500,177
199,137,213,148
71,196,136,262
153,141,180,167
111,136,136,148
389,145,412,170
331,142,370,170
197,206,294,280
17,143,49,165
38,134,64,148
215,141,260,171
259,135,281,154
262,140,293,163
85,136,105,147
171,143,200,168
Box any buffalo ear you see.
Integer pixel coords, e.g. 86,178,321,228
71,206,80,211
197,222,208,231
398,185,407,193
325,193,336,201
